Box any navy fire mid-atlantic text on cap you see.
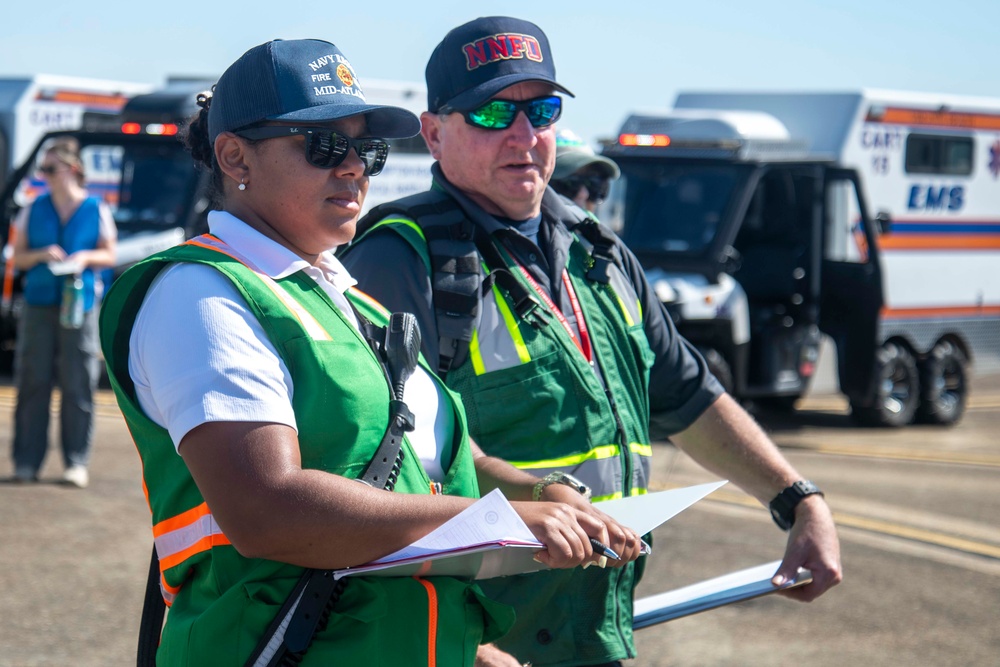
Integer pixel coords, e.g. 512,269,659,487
208,39,421,143
425,16,574,113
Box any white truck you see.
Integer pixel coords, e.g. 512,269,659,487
601,89,1000,426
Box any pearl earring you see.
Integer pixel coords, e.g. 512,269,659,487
238,178,247,191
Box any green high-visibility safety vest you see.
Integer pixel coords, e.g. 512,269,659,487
99,236,513,666
354,194,655,667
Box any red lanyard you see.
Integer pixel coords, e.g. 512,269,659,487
510,258,593,363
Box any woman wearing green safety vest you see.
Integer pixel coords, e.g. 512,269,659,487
98,39,643,666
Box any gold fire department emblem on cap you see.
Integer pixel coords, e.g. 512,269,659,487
336,64,354,87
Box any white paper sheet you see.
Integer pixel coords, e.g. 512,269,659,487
333,482,728,581
596,480,728,535
371,488,540,564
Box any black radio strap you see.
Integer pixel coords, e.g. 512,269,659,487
243,310,419,667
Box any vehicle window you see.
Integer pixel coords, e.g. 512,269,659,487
904,134,974,175
825,178,868,263
113,142,199,230
618,163,743,255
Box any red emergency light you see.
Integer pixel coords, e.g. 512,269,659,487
619,133,671,147
120,122,179,136
146,123,179,136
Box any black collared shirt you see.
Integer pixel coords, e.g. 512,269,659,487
341,165,722,437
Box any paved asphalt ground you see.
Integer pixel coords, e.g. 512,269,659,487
1,376,998,666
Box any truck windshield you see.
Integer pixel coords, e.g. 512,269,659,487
111,142,199,232
614,162,748,256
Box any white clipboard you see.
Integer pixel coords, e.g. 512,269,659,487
633,560,813,628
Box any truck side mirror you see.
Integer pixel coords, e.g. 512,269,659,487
874,210,892,235
721,245,742,273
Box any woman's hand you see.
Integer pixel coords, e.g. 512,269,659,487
475,643,523,667
511,497,644,569
37,244,67,266
536,482,645,568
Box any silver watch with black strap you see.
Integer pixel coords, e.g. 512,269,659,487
532,471,591,501
769,480,824,530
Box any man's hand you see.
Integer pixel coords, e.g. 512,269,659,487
771,494,843,602
475,643,524,666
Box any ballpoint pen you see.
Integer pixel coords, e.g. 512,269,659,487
589,538,621,560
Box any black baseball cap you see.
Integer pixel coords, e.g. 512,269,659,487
208,39,421,143
426,16,574,113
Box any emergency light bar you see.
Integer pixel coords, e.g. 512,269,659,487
619,133,671,147
120,122,179,136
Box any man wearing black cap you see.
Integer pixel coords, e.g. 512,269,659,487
550,128,620,213
343,16,842,667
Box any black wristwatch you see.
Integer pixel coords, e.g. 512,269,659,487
769,480,824,531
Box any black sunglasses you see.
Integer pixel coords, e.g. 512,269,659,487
440,95,562,131
555,174,611,204
234,125,391,176
37,165,64,176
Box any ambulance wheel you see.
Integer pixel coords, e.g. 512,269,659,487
699,347,733,395
916,340,968,426
851,342,919,427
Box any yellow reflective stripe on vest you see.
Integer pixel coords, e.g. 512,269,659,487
469,283,531,375
366,216,426,242
184,235,332,342
507,443,621,470
607,265,642,327
152,502,230,572
509,443,652,501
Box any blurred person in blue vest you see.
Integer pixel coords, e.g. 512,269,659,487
9,137,117,487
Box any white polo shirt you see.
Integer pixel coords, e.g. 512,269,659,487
129,210,454,481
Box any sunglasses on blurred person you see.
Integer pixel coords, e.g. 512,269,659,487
555,174,611,204
37,164,67,176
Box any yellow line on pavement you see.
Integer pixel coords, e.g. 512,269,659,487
830,513,1000,560
678,488,1000,561
780,443,1000,468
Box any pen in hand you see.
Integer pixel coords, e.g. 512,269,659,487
589,538,621,561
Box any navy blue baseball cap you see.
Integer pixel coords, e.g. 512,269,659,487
208,39,421,143
426,16,574,113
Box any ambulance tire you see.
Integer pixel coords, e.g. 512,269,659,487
700,347,734,395
851,342,920,428
915,340,968,426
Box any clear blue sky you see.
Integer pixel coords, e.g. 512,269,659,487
2,0,997,146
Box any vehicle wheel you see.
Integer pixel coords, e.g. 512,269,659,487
916,341,968,426
699,347,734,395
851,342,919,427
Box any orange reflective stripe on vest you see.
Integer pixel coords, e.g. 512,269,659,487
184,235,333,342
152,502,231,572
414,577,439,667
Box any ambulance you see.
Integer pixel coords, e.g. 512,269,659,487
601,89,1000,426
0,75,152,185
0,77,433,371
